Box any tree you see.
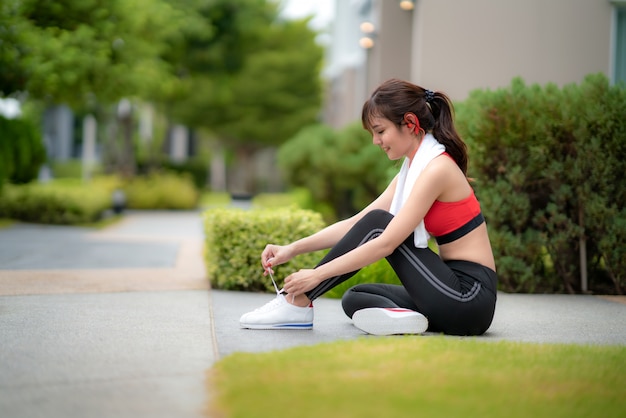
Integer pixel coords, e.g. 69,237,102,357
0,0,28,96
161,0,324,192
1,0,325,187
14,0,181,106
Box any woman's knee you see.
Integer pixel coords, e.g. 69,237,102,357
359,209,393,228
340,283,400,318
341,285,362,318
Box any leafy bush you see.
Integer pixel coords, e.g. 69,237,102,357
138,157,209,190
456,74,626,294
122,171,199,210
278,122,395,221
51,159,103,179
0,179,113,224
0,115,46,188
203,207,326,292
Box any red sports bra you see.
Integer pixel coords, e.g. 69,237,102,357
423,159,484,244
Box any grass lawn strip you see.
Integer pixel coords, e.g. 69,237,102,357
208,336,625,418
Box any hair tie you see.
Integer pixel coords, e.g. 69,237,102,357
424,89,434,103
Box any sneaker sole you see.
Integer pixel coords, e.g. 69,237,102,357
240,322,313,330
353,308,428,336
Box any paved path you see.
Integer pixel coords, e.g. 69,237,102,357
0,211,214,418
1,210,625,418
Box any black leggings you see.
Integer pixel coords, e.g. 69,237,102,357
305,209,498,336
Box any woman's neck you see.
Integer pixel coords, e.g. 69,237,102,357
407,137,423,166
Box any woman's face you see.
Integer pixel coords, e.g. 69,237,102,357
369,117,416,161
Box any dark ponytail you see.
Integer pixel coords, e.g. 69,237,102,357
362,78,468,175
428,91,468,175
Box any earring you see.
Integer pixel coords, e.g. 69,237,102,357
404,113,420,134
408,121,420,135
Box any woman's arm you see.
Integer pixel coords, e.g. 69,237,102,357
292,176,399,254
283,159,452,296
261,176,399,270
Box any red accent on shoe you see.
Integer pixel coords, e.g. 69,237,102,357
384,308,414,313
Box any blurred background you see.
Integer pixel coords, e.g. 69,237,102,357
1,0,625,295
1,0,623,198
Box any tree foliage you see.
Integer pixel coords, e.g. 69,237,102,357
4,0,181,107
0,0,324,185
166,0,324,149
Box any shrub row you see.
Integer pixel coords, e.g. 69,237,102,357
122,172,199,210
0,172,199,224
0,178,114,224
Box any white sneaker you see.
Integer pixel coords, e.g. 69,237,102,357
352,308,428,336
240,293,314,330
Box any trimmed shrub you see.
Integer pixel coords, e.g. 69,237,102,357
162,158,208,190
123,172,199,210
51,159,103,179
0,179,113,224
203,207,326,292
137,157,209,190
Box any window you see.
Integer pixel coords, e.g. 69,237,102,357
613,5,626,84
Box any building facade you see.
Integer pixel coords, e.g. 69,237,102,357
324,0,626,129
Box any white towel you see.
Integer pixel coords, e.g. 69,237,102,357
389,133,445,248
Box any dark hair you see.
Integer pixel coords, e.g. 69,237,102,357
362,78,468,175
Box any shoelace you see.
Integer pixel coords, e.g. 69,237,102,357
268,267,295,303
248,270,286,314
268,269,281,295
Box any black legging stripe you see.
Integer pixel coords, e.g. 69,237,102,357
397,243,482,302
306,228,384,300
302,209,497,335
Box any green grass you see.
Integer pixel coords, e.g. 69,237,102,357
208,337,626,418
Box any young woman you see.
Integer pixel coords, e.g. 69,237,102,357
240,78,497,336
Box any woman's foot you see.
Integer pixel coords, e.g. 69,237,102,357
240,293,314,330
352,308,428,335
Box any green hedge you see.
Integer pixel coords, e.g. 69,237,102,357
203,207,326,292
0,179,114,224
0,172,199,224
456,74,626,294
123,172,199,210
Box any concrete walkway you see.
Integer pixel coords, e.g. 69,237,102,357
0,211,214,418
1,210,625,418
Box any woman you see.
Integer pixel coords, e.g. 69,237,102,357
240,78,497,336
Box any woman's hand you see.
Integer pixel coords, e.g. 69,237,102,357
261,244,294,274
283,269,320,296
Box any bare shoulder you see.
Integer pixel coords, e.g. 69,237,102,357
422,154,470,200
422,153,463,180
